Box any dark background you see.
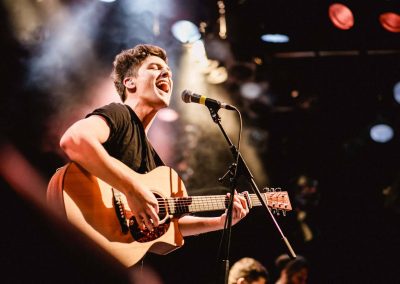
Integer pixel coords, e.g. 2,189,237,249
1,1,399,283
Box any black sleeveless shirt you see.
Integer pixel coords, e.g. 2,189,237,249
87,103,164,173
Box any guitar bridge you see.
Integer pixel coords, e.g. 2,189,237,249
112,188,129,234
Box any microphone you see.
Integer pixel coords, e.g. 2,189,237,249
181,90,235,110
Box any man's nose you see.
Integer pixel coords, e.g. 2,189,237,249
160,68,171,78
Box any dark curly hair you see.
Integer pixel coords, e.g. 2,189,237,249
111,44,167,102
275,254,309,279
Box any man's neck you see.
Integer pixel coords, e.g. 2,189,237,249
124,97,158,133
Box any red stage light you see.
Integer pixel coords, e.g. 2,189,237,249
379,12,400,33
328,3,354,30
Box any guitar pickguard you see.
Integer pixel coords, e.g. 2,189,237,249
129,216,171,242
124,192,171,243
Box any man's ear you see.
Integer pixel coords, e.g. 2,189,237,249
237,277,246,284
123,77,136,90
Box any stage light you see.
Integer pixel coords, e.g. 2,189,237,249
328,3,354,30
171,20,201,44
261,33,289,43
291,90,299,98
217,1,227,39
394,82,400,104
206,66,228,84
370,124,394,143
240,82,262,99
201,59,219,74
99,0,116,3
379,12,400,33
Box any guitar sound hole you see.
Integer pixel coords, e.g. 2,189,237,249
129,193,170,242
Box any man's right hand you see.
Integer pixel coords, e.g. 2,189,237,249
126,184,160,231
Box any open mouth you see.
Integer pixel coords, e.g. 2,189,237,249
156,80,170,93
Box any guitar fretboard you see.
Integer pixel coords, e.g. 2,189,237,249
166,195,229,215
157,192,289,215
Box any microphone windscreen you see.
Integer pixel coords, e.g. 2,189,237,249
181,90,192,103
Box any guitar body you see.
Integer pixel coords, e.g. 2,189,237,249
47,162,185,267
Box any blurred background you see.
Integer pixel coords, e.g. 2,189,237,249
1,0,399,283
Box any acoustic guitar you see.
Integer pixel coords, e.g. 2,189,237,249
47,162,292,267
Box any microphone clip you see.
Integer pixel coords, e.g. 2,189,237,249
207,105,221,123
218,163,238,188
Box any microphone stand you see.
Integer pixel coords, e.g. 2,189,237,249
206,106,296,284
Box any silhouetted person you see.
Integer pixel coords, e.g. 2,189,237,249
274,254,309,284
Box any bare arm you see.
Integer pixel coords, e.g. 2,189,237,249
178,193,249,236
60,115,159,230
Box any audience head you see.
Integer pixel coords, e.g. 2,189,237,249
275,254,309,284
228,257,269,284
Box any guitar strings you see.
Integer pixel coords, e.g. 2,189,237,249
142,194,288,214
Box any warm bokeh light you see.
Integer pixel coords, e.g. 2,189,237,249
379,12,400,33
156,108,179,122
206,66,228,84
0,144,47,207
328,3,354,30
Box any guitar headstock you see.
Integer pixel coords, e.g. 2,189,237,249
263,188,292,215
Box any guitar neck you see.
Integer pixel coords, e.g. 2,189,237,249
165,192,290,215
